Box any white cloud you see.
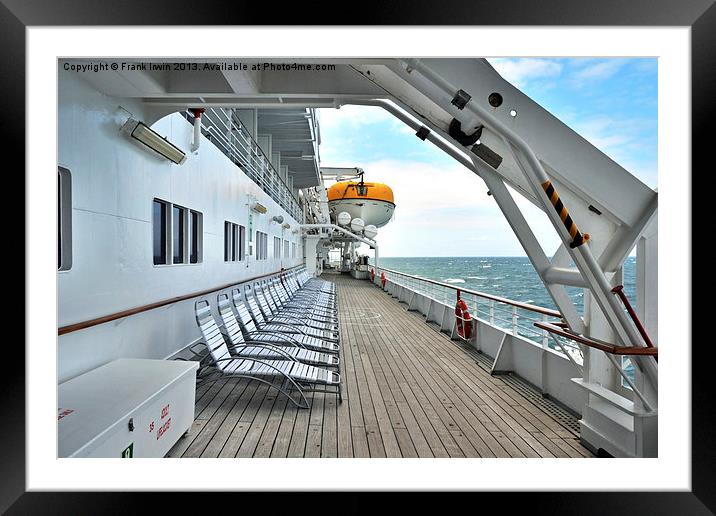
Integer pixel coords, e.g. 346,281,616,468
567,115,657,187
571,59,627,82
317,105,393,130
488,58,563,88
346,158,539,257
317,104,418,166
353,158,492,215
317,107,576,257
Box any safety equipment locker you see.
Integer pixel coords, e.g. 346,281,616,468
58,358,199,458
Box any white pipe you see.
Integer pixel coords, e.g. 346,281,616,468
374,243,379,271
190,110,203,153
300,223,379,269
543,266,589,288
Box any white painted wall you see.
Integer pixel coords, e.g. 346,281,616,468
58,71,304,382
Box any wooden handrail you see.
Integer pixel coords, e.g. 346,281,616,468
58,264,303,336
375,266,562,318
534,322,658,357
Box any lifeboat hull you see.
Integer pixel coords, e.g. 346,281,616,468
327,181,395,228
329,199,395,228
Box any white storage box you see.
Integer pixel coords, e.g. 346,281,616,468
58,358,199,458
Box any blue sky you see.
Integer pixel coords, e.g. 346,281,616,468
317,58,657,257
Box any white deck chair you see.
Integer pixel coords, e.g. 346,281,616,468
257,282,338,332
291,270,336,299
269,278,338,321
296,269,335,295
232,288,340,354
288,277,337,311
194,299,341,408
245,284,340,342
216,293,338,368
267,280,337,324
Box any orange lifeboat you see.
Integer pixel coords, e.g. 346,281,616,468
327,181,395,228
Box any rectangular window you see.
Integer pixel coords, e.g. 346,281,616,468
292,242,296,259
284,240,289,259
172,205,185,264
153,199,168,265
58,167,72,271
224,221,246,262
274,236,281,259
255,231,268,260
190,210,201,264
154,199,202,266
225,222,234,261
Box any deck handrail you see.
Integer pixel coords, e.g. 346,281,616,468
374,265,563,318
58,265,303,336
182,108,304,222
370,263,583,365
534,322,658,356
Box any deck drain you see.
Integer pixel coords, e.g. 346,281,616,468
496,371,580,437
465,348,581,437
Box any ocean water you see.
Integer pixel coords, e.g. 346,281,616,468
373,256,637,315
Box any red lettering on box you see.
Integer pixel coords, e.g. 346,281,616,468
156,418,171,440
58,408,74,421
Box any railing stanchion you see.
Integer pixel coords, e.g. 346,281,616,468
370,266,579,363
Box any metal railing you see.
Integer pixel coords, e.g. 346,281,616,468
182,109,304,222
372,266,584,365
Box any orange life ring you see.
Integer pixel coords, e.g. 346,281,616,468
455,298,472,339
380,272,386,288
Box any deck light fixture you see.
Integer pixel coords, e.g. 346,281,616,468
272,215,284,224
282,223,291,229
122,118,187,165
252,202,268,214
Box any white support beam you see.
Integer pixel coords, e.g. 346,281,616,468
390,58,657,398
599,195,658,273
543,266,589,288
475,162,585,333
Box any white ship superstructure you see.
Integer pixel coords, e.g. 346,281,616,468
57,58,657,459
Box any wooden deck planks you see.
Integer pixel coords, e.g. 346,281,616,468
169,275,593,458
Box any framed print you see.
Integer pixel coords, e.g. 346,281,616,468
4,0,713,513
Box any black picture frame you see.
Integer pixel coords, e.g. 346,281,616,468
4,0,711,513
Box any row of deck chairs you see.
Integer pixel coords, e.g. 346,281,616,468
186,268,340,409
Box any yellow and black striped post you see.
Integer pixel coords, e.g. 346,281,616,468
542,180,590,249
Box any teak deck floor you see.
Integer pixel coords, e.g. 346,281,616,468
168,274,593,458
